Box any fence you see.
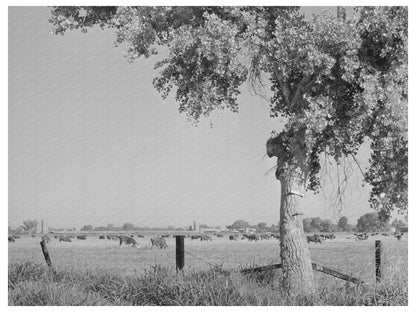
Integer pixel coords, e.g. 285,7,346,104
38,234,406,285
173,235,369,284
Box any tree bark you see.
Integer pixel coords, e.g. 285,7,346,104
267,131,316,296
278,166,315,296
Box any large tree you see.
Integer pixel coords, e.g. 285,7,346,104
49,6,407,295
81,224,93,231
22,219,38,234
337,216,349,232
121,222,135,231
356,212,390,232
230,219,250,229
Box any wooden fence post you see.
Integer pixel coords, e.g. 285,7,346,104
176,235,185,271
40,239,52,267
375,240,381,282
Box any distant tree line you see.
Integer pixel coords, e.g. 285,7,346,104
225,220,279,233
224,212,407,234
80,223,187,232
8,212,407,235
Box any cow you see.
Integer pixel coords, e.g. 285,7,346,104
324,234,336,240
245,234,259,242
260,233,270,240
12,235,20,239
200,234,212,241
161,234,170,238
119,236,139,247
8,236,15,243
76,235,87,240
137,234,144,238
229,234,239,241
150,237,168,249
42,235,52,243
59,236,72,242
191,235,201,240
306,235,322,244
355,233,369,241
394,233,403,240
99,235,105,240
270,233,280,240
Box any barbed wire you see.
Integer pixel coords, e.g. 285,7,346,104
184,250,217,268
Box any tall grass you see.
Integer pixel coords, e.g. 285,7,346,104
8,260,407,306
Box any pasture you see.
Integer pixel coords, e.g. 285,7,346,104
8,233,408,305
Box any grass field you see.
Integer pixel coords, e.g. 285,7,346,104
8,233,408,305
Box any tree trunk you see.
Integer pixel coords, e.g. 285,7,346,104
266,132,316,296
277,166,315,296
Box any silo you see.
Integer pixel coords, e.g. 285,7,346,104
193,221,199,232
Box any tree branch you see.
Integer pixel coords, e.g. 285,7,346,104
273,64,292,106
351,154,365,178
292,74,315,108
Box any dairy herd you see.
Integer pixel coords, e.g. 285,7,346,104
8,231,405,246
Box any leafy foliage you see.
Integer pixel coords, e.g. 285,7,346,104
356,212,390,232
390,218,406,232
48,6,407,219
80,225,93,232
229,220,250,229
22,219,38,233
337,216,349,232
121,223,135,231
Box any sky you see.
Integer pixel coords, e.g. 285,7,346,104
7,6,401,230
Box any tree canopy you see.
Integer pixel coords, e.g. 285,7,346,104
49,6,407,221
337,216,350,232
356,212,390,232
81,225,94,231
22,219,38,233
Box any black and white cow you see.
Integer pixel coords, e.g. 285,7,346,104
229,234,239,241
200,234,212,241
354,233,369,241
59,236,72,242
42,235,52,243
150,237,168,249
306,234,322,244
244,234,259,242
119,236,139,247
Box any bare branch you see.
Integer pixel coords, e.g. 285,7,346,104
265,164,278,177
350,153,366,178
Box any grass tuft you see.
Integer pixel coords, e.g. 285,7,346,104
8,260,407,306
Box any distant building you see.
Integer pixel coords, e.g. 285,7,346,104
39,219,47,234
237,227,256,234
200,228,223,234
